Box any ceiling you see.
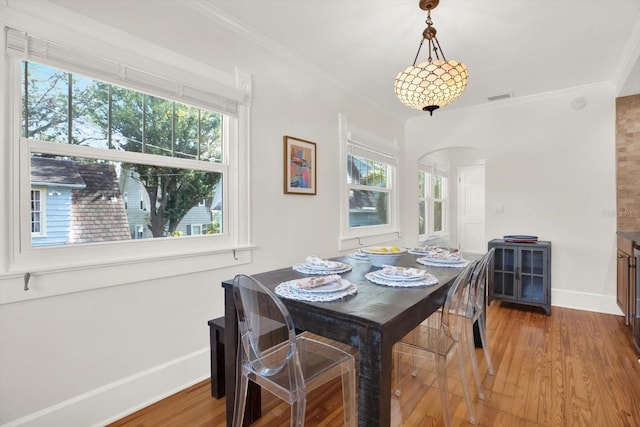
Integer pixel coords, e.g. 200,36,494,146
48,0,640,121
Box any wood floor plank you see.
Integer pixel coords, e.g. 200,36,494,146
108,303,640,427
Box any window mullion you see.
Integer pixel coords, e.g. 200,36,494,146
23,62,29,137
67,72,72,144
108,85,113,150
142,95,146,153
171,102,176,157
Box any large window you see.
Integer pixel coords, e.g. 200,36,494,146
22,61,224,246
3,28,251,281
339,114,399,247
418,168,447,238
347,155,390,227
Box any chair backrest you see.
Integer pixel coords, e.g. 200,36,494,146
232,274,297,377
440,260,478,343
470,248,496,315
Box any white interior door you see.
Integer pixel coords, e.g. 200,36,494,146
457,165,485,253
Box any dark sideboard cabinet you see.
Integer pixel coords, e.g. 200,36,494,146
488,239,552,315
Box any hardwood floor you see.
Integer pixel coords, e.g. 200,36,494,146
108,303,640,427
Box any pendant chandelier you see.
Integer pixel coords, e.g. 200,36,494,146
394,0,468,115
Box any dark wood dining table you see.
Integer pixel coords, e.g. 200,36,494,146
222,252,479,427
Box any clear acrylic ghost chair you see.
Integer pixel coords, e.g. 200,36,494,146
460,248,497,403
394,261,479,426
232,274,356,427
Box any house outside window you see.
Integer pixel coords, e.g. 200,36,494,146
22,60,224,245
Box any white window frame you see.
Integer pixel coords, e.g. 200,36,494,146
0,18,253,303
418,163,448,238
30,186,45,237
417,170,429,241
338,114,400,251
432,174,447,234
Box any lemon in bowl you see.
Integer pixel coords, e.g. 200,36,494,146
361,247,407,267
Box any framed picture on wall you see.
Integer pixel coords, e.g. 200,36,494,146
284,135,317,195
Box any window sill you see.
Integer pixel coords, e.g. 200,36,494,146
0,246,254,305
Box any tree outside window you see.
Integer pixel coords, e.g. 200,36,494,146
22,61,225,245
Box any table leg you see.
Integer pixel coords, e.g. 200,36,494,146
357,329,391,427
224,286,261,426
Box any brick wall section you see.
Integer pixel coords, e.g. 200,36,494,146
616,94,640,231
69,163,131,243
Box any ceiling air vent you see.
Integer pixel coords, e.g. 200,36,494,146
487,93,513,101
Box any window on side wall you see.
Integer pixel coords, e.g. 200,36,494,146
418,167,448,239
22,61,225,245
339,115,399,247
3,28,251,278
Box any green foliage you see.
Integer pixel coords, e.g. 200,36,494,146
207,221,221,234
23,61,223,238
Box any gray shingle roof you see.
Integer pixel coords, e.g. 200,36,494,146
31,156,131,244
30,156,86,187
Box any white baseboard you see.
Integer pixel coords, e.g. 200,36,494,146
1,348,210,427
551,288,624,316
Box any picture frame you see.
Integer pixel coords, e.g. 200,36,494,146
284,135,317,195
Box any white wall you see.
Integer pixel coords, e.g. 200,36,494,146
0,2,404,426
404,84,619,316
0,1,626,425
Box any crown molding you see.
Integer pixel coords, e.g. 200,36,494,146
179,0,407,122
422,80,616,119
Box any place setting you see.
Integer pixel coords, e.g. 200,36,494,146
292,255,352,274
348,249,369,262
275,274,358,302
365,265,438,288
412,246,471,268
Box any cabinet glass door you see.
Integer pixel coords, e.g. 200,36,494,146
493,247,516,299
519,248,546,302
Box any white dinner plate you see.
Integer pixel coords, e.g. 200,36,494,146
302,262,346,271
289,278,352,293
422,256,463,265
377,271,425,281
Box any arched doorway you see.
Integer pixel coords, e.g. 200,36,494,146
418,147,485,253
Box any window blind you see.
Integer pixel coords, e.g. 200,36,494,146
346,129,397,166
6,28,244,116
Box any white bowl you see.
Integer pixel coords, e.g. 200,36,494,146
361,248,407,267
